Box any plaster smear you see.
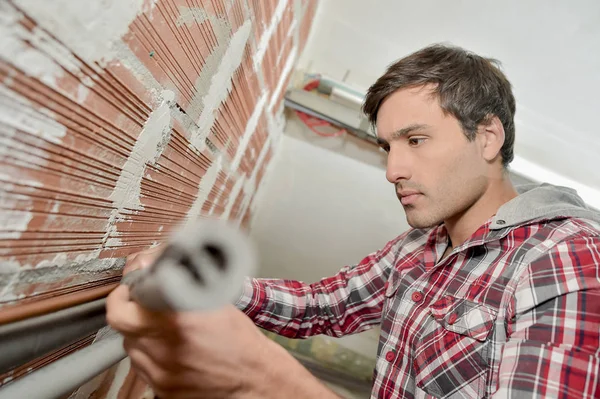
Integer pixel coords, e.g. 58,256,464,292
0,84,63,255
238,135,273,225
177,8,232,123
253,0,289,71
0,85,67,144
104,90,174,247
229,92,267,172
1,261,24,302
176,5,210,27
0,259,20,276
13,0,152,67
221,175,245,220
33,251,114,269
0,3,69,87
269,46,298,111
0,1,139,101
219,90,269,221
112,40,164,97
293,0,302,47
109,90,174,211
271,108,287,149
184,155,223,227
0,257,124,303
0,209,33,241
0,170,40,242
0,173,40,288
76,83,90,103
279,20,298,63
0,127,16,162
189,20,252,152
237,109,286,225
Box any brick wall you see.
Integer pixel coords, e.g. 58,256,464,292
0,0,318,395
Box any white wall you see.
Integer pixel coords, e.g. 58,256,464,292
250,115,408,282
249,114,409,358
297,0,600,208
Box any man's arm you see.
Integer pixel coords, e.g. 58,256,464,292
494,236,600,398
236,234,406,339
106,286,341,399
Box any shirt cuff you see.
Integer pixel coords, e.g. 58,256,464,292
234,276,256,311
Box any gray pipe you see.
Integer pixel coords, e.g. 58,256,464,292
0,299,107,375
127,219,254,311
0,220,255,399
283,97,378,145
0,333,126,399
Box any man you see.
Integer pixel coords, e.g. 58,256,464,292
106,44,600,398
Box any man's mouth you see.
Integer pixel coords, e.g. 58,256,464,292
397,190,422,206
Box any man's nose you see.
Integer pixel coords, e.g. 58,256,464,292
385,148,412,184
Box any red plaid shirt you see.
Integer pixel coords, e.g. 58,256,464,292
237,191,600,398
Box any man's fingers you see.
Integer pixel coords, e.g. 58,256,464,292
106,285,175,337
125,335,178,366
128,344,179,394
106,285,138,333
107,283,130,302
124,252,149,274
127,346,158,384
123,244,165,275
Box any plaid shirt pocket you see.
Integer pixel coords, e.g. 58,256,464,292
412,297,497,398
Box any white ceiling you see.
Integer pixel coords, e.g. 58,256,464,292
297,0,600,207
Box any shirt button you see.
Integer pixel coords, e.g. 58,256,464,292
448,313,458,325
411,291,423,303
497,219,506,225
385,350,396,362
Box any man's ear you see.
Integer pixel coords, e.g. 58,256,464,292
479,115,505,162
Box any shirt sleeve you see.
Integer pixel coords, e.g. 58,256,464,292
234,234,406,339
494,235,600,398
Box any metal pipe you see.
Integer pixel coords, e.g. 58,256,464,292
0,220,255,399
0,298,107,375
284,97,378,145
0,333,126,399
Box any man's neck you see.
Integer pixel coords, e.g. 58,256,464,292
444,177,518,249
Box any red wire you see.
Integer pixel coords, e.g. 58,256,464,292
295,79,346,138
296,111,345,137
303,80,321,91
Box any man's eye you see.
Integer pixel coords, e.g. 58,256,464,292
408,137,426,146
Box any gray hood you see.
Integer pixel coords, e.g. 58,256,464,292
489,183,600,230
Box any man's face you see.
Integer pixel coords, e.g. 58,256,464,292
376,85,489,229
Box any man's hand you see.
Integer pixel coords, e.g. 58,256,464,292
106,284,340,399
122,244,166,275
107,283,268,398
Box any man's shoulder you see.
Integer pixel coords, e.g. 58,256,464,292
566,216,600,237
512,217,600,310
509,215,600,252
513,216,600,267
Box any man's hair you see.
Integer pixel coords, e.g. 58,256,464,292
363,44,516,167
